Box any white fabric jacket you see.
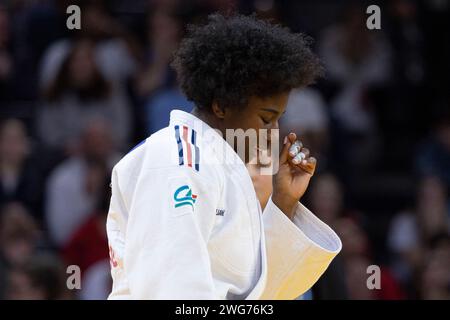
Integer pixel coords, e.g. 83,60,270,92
106,110,342,300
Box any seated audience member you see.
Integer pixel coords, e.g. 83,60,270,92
37,38,132,153
416,114,450,193
39,2,136,90
418,233,450,300
318,4,391,173
135,8,183,98
135,8,193,134
4,253,70,300
388,176,449,293
62,174,111,299
0,202,41,268
308,173,346,227
337,217,405,300
307,174,349,299
0,119,43,220
45,118,121,247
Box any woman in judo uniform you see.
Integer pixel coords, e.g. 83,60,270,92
106,14,342,300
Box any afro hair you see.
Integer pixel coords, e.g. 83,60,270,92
171,14,323,111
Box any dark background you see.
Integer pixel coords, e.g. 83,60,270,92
0,0,449,300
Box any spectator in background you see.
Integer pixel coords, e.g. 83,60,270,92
5,0,71,103
39,1,136,90
280,88,330,171
418,234,450,300
318,4,391,173
0,202,41,268
135,8,181,98
388,176,449,296
0,201,45,299
336,217,405,300
313,174,408,300
37,38,132,153
319,4,391,89
45,118,121,247
416,114,450,193
62,171,111,299
0,119,43,221
307,174,349,299
135,8,193,135
4,253,70,300
387,0,425,86
308,173,345,228
333,217,374,300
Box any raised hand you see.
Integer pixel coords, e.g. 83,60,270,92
272,132,317,220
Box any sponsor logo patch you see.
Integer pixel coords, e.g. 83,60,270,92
174,185,197,209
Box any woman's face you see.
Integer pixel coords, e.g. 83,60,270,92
0,120,29,164
218,92,290,162
310,175,343,223
225,92,289,129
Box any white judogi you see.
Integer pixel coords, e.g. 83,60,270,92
106,110,342,300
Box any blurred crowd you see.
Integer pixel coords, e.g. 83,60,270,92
0,0,449,300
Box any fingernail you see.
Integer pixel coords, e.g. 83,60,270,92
289,145,298,156
283,136,287,144
293,152,304,164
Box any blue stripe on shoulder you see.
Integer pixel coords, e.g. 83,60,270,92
191,129,200,171
174,125,184,165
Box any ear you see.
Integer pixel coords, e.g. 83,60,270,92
211,102,226,119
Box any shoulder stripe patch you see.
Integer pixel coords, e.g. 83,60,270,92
182,126,193,168
174,125,184,165
174,125,200,171
191,129,200,172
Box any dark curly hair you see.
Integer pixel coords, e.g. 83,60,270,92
171,14,323,111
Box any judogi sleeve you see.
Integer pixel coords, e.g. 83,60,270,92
260,196,342,300
122,165,220,299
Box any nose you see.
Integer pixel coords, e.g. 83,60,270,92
266,122,279,144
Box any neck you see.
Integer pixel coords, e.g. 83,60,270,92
191,107,251,164
191,107,225,137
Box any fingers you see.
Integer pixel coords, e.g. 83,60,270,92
289,140,303,157
279,135,292,165
299,156,317,175
287,132,297,144
292,147,309,165
280,133,298,164
283,133,316,175
280,133,317,176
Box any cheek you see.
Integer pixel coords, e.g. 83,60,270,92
242,114,264,131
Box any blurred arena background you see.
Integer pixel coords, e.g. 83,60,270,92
0,0,449,300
